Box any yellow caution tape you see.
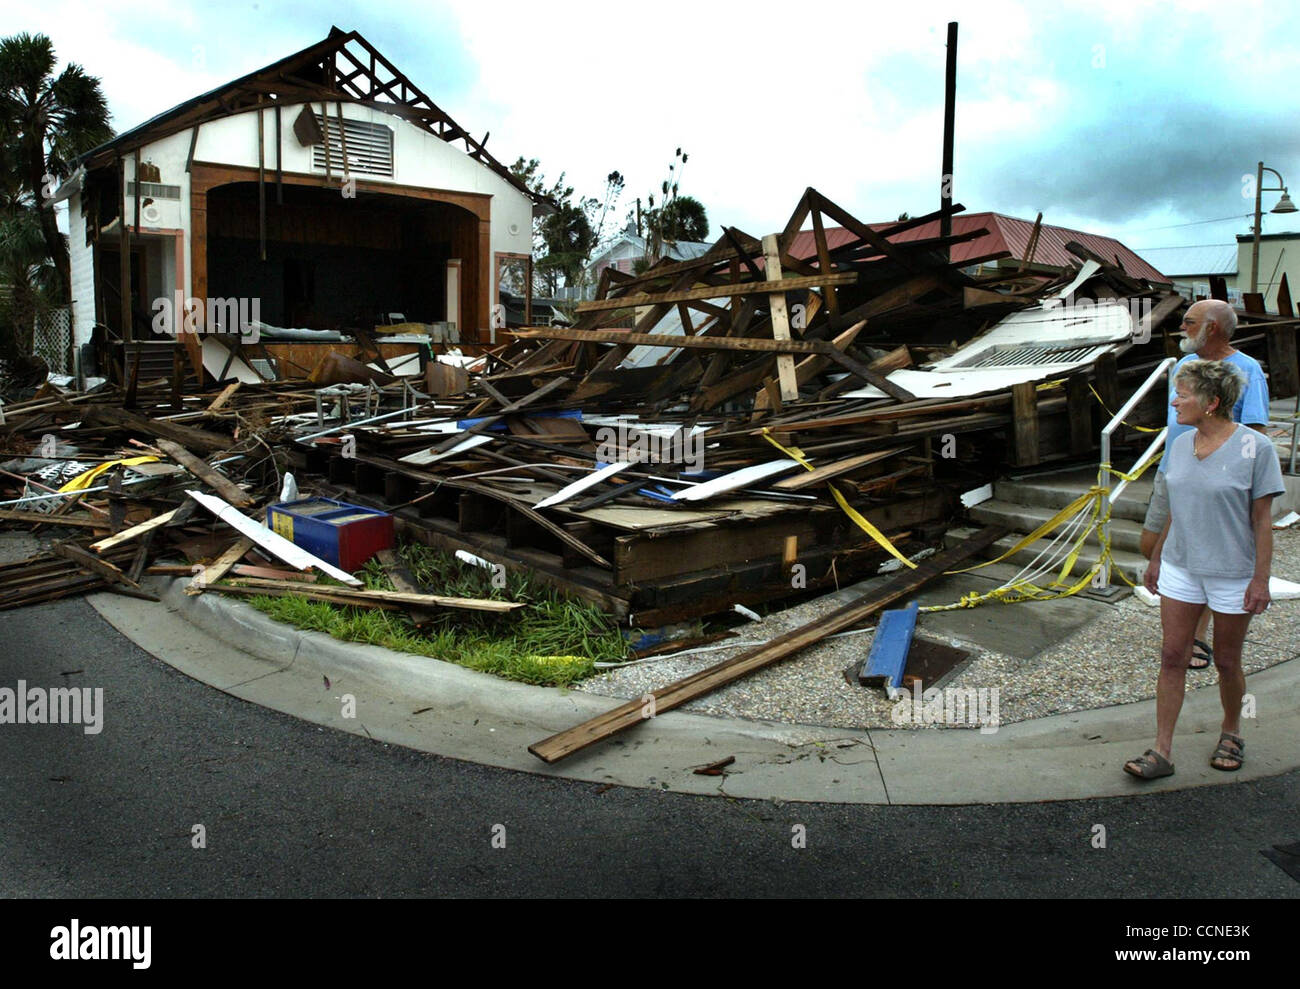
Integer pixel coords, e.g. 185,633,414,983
1089,384,1162,433
762,426,1163,609
58,456,160,492
761,429,917,569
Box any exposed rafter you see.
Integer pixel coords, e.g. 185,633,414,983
78,27,547,207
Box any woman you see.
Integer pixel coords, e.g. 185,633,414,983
1125,359,1285,779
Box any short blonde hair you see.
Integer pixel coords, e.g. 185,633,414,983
1174,359,1246,419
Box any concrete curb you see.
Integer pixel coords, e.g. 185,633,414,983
88,577,1300,805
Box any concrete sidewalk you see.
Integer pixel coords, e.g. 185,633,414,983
87,576,1300,805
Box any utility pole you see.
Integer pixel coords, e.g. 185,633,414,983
941,21,958,258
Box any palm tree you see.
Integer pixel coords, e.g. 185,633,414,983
0,145,58,362
659,195,708,243
0,32,113,304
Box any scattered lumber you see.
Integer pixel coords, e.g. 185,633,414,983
527,526,1009,763
214,577,522,613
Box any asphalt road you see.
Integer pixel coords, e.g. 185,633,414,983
1,594,1298,900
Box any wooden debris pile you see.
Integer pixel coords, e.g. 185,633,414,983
0,375,520,618
298,188,1188,625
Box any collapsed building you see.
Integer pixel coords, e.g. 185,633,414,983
5,28,1299,761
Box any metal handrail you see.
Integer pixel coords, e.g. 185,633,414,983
1096,356,1176,591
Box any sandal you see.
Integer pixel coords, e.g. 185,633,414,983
1190,639,1213,670
1124,749,1175,780
1210,731,1244,771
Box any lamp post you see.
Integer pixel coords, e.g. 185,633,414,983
1250,162,1298,295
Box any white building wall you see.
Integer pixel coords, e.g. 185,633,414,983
1238,237,1300,314
67,194,97,348
85,102,533,345
175,102,533,253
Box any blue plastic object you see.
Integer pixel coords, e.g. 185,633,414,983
858,601,919,691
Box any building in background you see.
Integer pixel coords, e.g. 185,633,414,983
1131,244,1239,305
1237,231,1300,313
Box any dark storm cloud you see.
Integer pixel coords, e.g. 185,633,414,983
970,103,1300,222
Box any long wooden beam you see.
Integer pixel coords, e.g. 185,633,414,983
574,272,858,313
513,327,914,400
528,525,1010,763
515,327,844,356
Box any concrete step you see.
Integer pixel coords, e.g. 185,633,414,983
969,499,1148,554
994,464,1154,523
945,525,1147,587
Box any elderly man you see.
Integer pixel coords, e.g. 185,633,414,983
1140,299,1270,667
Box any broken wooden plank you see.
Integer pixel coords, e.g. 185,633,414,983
50,542,159,601
374,548,440,627
0,510,105,529
188,536,255,593
219,577,522,613
83,404,231,454
762,233,801,402
573,271,858,312
205,382,241,412
528,525,1009,763
771,447,909,490
155,438,253,506
89,508,181,554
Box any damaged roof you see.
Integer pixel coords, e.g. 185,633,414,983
74,26,545,207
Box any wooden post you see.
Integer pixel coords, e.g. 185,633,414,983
810,209,839,317
1246,291,1297,397
1066,374,1093,455
761,233,799,402
1011,381,1039,466
1266,323,1300,399
1094,353,1119,414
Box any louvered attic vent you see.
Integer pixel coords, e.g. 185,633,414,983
312,114,395,177
955,343,1113,369
126,181,181,199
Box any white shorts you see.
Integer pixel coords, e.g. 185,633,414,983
1157,560,1252,615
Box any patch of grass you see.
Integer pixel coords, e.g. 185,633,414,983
239,541,628,686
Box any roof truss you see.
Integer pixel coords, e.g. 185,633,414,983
81,27,540,204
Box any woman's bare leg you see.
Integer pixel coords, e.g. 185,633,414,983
1210,611,1251,756
1152,597,1202,760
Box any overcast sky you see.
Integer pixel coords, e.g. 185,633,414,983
7,0,1300,254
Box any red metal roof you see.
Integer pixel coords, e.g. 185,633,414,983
787,213,1167,282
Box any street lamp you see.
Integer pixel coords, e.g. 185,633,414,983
1251,161,1298,295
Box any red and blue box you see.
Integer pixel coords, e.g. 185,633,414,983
265,497,394,572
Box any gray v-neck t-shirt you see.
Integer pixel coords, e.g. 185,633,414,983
1163,424,1285,578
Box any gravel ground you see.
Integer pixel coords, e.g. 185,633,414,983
575,524,1300,730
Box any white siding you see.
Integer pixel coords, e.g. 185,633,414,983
68,194,96,348
179,102,533,255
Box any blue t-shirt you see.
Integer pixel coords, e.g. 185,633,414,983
1158,351,1269,473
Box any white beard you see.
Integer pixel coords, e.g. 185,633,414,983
1179,330,1206,354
